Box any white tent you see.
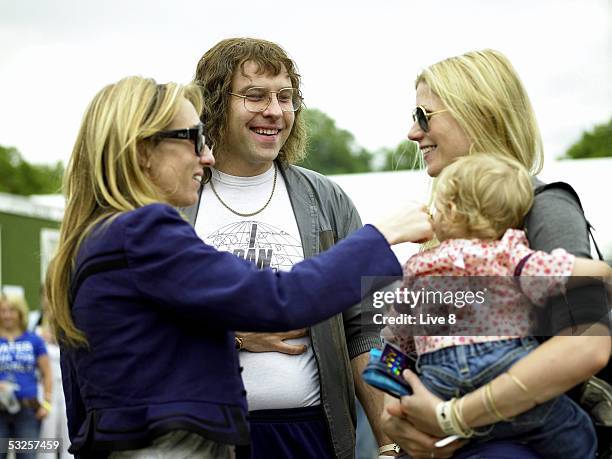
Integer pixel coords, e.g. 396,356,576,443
330,158,612,263
17,158,612,262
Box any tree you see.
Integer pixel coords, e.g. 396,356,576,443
378,140,422,171
563,118,612,159
298,109,374,174
0,145,64,195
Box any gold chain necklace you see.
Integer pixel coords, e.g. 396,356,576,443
209,163,277,217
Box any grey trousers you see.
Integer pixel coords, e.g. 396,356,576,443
108,430,235,459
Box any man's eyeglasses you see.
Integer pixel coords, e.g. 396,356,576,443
229,87,302,113
412,106,447,132
152,123,206,157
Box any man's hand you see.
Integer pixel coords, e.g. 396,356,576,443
236,329,308,354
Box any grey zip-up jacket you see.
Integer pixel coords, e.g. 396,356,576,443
184,162,381,459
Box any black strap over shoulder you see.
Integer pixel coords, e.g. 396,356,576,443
534,181,604,261
534,182,612,454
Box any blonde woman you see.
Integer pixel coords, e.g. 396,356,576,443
45,76,432,458
383,154,611,458
0,295,51,459
380,49,611,459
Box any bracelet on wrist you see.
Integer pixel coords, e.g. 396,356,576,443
454,397,470,431
40,400,52,412
451,397,474,438
485,382,512,422
507,372,530,395
235,336,244,351
435,400,456,435
436,399,474,438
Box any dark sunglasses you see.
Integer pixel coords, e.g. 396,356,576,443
153,123,206,157
412,106,447,132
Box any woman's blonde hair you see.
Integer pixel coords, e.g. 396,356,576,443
46,76,203,347
435,154,534,240
2,295,30,333
417,49,544,175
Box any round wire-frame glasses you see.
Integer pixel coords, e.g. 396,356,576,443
229,87,302,113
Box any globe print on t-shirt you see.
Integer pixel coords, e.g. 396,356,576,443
205,221,303,271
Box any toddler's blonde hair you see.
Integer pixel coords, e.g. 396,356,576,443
435,154,534,240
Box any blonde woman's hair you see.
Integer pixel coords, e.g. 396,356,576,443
46,76,203,347
2,295,30,333
435,154,534,240
417,49,544,175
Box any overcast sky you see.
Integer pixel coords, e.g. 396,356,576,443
0,0,610,167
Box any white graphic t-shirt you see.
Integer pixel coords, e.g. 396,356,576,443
195,165,321,410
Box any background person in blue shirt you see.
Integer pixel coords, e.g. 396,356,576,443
0,295,52,459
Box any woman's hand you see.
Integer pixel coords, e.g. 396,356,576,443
374,202,434,246
394,369,446,436
381,370,468,458
382,403,467,458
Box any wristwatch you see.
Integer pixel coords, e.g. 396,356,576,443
235,336,244,351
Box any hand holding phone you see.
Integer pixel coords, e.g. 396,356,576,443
361,344,413,398
363,344,462,449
